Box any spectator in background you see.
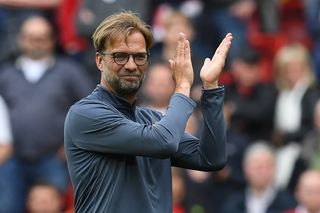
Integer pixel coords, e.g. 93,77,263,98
149,11,204,86
148,11,206,103
0,95,12,165
201,0,256,66
139,62,175,114
0,95,13,213
0,0,60,7
26,182,64,213
180,100,251,213
299,99,320,170
183,169,216,213
172,168,187,213
221,142,296,213
224,47,277,142
273,43,319,146
74,0,151,82
149,0,204,43
0,0,61,63
283,170,320,213
0,15,93,213
272,43,320,191
305,0,320,82
208,101,250,213
185,109,202,138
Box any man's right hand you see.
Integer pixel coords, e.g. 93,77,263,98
169,33,194,97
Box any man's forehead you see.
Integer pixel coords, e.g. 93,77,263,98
107,35,126,48
21,18,52,35
106,32,146,50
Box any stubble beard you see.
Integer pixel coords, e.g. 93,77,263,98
107,73,144,98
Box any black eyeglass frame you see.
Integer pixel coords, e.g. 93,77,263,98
98,51,150,66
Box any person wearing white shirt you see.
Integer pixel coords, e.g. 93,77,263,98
0,95,12,165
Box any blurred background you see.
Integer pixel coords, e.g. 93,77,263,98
1,0,320,212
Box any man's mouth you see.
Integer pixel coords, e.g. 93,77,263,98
121,75,140,81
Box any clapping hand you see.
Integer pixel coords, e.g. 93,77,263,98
200,33,233,89
169,32,233,96
169,33,194,97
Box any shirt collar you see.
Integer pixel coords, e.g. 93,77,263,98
245,185,276,213
94,84,137,112
15,55,55,71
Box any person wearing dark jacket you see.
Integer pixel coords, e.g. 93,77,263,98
64,11,232,213
225,47,277,142
0,15,93,213
221,142,296,213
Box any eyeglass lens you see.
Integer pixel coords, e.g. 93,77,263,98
113,52,148,66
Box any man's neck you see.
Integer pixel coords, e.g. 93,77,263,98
101,83,136,105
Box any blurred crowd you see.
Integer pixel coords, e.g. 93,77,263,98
1,0,320,212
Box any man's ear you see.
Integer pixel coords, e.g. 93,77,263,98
96,52,104,72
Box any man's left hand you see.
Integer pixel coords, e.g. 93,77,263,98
200,33,233,89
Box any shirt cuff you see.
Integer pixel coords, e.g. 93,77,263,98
171,93,197,109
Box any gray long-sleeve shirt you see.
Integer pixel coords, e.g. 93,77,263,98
64,85,227,213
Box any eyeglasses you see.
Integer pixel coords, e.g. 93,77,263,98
99,51,149,66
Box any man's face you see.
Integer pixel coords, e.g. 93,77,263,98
244,152,275,189
19,18,54,59
96,32,148,99
26,186,62,213
296,172,320,211
231,59,260,88
144,64,175,107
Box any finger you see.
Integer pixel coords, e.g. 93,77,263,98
212,35,226,60
174,34,182,60
212,33,233,61
225,32,233,43
168,59,176,81
176,32,185,60
180,33,187,60
203,58,210,65
169,59,174,70
215,33,232,55
224,33,233,48
184,39,191,61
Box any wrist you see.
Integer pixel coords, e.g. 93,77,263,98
175,83,191,97
203,80,218,89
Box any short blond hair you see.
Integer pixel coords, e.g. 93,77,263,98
273,43,315,90
92,11,154,52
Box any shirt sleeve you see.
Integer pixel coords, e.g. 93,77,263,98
171,86,227,171
65,93,196,158
0,96,12,144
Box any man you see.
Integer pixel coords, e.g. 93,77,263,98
64,11,232,212
283,170,320,213
74,0,151,82
224,47,277,142
0,15,93,213
222,142,296,213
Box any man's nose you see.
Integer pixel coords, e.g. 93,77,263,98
124,55,137,70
